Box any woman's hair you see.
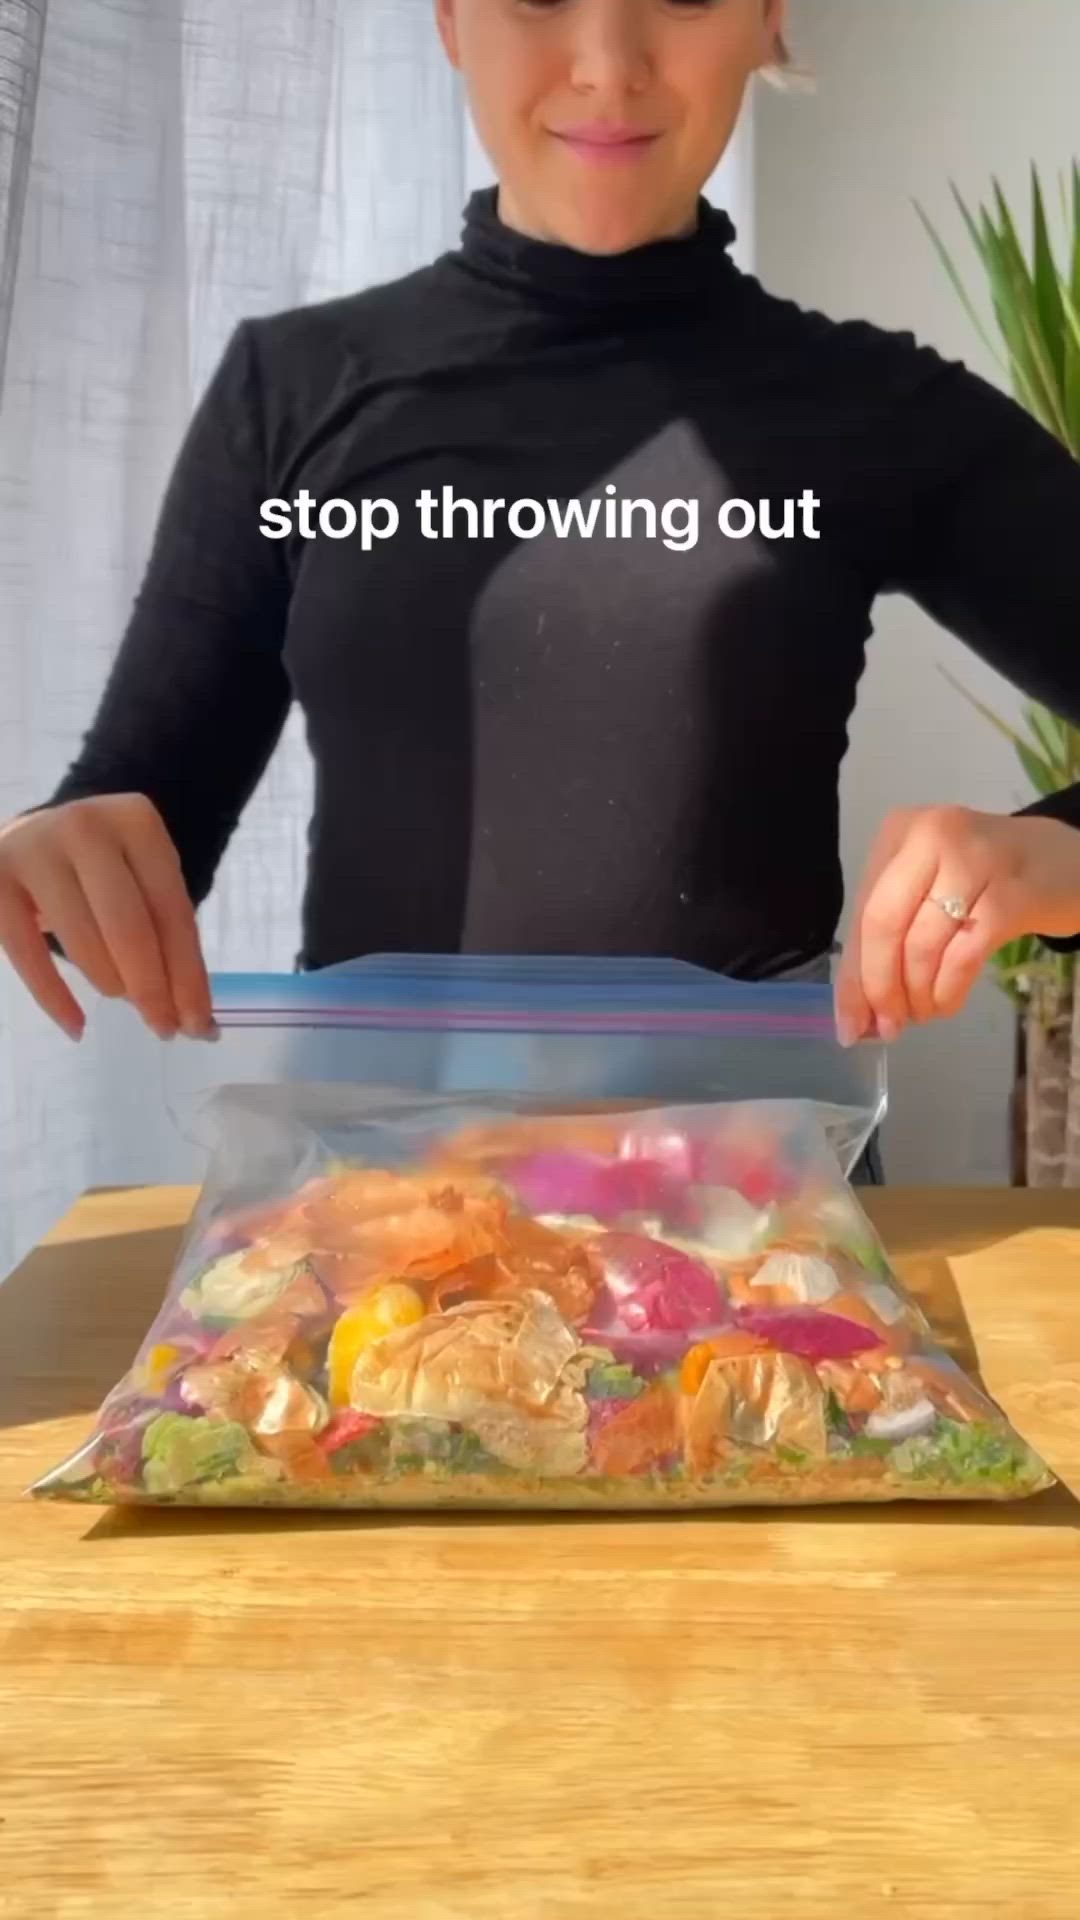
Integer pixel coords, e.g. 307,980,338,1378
763,30,816,93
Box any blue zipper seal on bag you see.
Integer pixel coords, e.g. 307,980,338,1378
209,953,840,1037
164,954,887,1176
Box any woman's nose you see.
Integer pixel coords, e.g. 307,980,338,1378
567,0,653,96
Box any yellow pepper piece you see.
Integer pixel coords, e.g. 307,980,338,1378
137,1343,184,1395
327,1284,426,1407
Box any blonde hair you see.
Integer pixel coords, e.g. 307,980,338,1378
763,29,816,93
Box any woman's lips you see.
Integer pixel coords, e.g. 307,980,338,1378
551,128,661,165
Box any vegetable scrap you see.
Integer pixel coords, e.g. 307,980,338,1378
31,1108,1053,1510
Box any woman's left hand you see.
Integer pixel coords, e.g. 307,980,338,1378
834,805,1080,1046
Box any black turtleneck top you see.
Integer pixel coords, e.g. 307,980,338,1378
46,190,1080,976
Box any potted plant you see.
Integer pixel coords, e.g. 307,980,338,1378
918,166,1080,1186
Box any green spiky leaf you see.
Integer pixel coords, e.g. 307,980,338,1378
1072,161,1080,311
1016,740,1062,798
978,217,1056,426
979,182,1069,438
1061,280,1080,456
914,198,1003,369
938,667,1036,758
1030,166,1066,389
1024,703,1072,781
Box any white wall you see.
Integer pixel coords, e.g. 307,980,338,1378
707,90,755,272
755,0,1079,1184
463,106,494,195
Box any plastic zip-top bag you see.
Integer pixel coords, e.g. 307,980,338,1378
30,957,1052,1511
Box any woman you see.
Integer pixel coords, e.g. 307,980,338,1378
2,0,1079,1075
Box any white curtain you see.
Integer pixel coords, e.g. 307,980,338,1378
0,2,758,1276
0,0,466,1274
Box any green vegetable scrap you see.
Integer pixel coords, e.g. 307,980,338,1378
891,1420,1048,1490
140,1413,269,1496
587,1359,646,1401
825,1390,853,1439
388,1419,505,1476
329,1427,391,1476
848,1434,896,1461
854,1241,894,1283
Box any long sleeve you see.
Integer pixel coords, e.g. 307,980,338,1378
886,353,1080,948
45,321,293,908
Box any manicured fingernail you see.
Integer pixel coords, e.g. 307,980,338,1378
64,1020,85,1044
181,1014,219,1042
836,1017,857,1048
878,1017,900,1043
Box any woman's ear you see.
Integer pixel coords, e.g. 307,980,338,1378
759,0,814,92
434,0,460,68
765,0,789,68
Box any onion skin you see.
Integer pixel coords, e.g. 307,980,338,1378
735,1306,886,1365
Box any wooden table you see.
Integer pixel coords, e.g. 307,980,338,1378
2,1187,1079,1919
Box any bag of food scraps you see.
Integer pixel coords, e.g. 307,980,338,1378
30,957,1052,1510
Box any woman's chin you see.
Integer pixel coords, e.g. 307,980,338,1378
545,198,685,258
495,167,699,257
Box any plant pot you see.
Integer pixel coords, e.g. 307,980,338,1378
1009,1012,1027,1188
1068,983,1080,1188
1024,978,1079,1188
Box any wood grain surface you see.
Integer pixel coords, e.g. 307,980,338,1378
1,1185,1079,1920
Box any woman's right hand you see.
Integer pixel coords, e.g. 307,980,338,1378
0,795,214,1042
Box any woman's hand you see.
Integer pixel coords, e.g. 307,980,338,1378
0,795,214,1043
834,805,1080,1046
